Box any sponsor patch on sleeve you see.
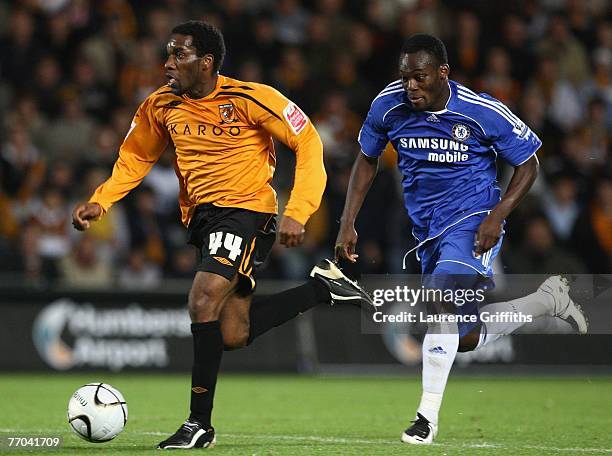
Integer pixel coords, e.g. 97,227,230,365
282,102,308,135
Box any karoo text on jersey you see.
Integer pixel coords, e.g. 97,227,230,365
167,123,242,137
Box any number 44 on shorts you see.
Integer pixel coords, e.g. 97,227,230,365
209,232,243,261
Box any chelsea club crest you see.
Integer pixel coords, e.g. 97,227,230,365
451,123,470,142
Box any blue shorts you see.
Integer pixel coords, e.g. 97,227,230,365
418,214,504,338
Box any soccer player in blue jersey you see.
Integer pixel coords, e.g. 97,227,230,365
335,34,587,444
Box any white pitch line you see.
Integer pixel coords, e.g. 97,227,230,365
137,431,612,453
521,445,612,453
3,429,610,453
139,431,385,445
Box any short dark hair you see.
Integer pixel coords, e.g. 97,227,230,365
172,21,226,73
401,34,448,66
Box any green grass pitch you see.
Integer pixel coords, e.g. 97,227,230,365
1,373,611,455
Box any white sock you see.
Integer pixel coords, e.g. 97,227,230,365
417,317,459,425
476,290,552,348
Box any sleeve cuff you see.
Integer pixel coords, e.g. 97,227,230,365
360,148,380,158
282,208,310,226
513,144,541,166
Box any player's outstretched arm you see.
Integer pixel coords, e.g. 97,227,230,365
474,155,539,257
72,95,167,231
335,152,379,263
72,202,103,231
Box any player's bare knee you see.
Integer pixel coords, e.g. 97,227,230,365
188,297,220,322
188,284,227,320
188,274,233,321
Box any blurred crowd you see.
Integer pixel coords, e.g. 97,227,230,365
0,0,610,289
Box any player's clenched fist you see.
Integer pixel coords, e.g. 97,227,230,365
278,215,305,247
72,202,102,231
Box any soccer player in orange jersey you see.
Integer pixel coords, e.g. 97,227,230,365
71,21,372,449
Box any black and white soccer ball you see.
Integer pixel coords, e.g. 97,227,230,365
67,383,128,442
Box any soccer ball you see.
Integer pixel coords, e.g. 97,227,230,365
67,383,128,442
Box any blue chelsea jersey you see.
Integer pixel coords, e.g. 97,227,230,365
358,79,541,243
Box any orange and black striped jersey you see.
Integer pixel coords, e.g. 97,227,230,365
89,75,326,226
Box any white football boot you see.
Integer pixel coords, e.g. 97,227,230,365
401,413,438,445
538,276,588,334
